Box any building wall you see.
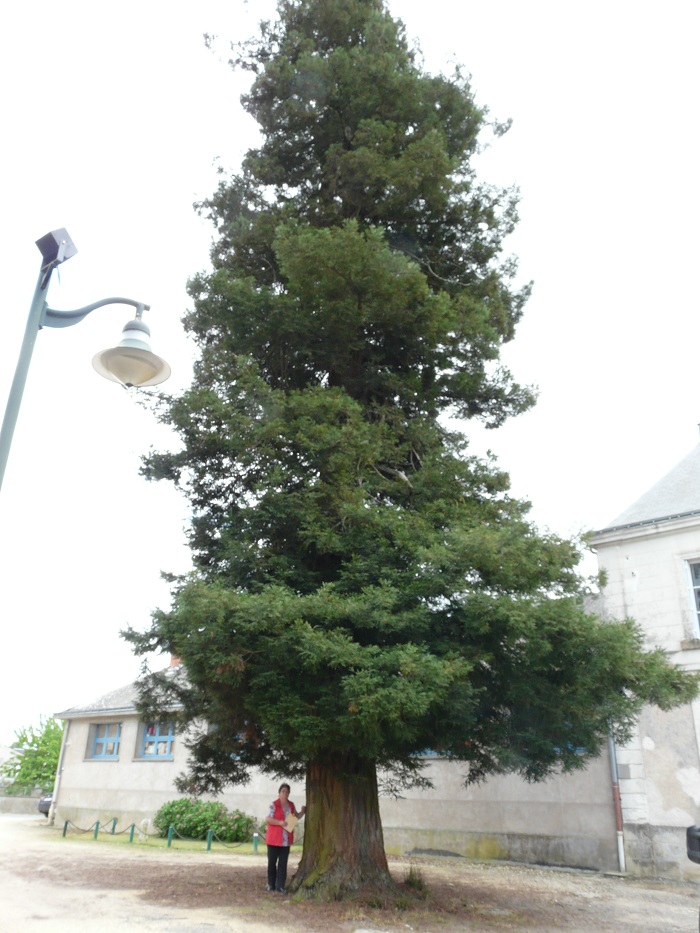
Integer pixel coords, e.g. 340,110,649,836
594,517,700,879
379,754,619,871
55,718,184,828
0,795,42,815
54,714,620,872
55,716,299,830
593,516,700,652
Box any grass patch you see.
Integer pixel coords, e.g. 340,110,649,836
403,863,428,897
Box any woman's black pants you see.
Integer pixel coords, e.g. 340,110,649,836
267,844,290,891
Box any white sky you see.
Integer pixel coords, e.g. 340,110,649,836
0,0,698,746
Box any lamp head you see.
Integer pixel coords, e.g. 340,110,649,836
92,317,171,387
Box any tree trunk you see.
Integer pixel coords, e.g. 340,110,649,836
290,752,394,898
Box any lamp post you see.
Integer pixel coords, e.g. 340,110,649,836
0,229,171,493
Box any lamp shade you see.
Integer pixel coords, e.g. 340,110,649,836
92,318,171,387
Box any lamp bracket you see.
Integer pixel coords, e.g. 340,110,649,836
41,298,150,330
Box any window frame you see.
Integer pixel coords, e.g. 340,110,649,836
136,721,175,760
686,559,700,637
87,722,122,760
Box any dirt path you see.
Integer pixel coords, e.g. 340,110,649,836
0,813,698,932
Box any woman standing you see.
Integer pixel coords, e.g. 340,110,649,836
265,782,306,894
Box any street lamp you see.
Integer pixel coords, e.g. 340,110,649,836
0,228,171,493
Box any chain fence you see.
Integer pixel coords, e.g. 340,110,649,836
61,818,262,852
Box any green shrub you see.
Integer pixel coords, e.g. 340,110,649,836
153,798,258,842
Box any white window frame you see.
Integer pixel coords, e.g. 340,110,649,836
685,559,700,637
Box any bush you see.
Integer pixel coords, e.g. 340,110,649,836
153,798,258,842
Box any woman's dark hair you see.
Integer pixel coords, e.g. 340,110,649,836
278,782,291,794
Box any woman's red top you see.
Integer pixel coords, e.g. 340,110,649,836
265,798,298,846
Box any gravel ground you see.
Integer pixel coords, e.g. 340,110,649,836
0,813,698,932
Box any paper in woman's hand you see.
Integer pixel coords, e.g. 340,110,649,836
284,814,299,832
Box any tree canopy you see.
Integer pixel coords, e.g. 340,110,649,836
127,0,698,896
0,717,63,795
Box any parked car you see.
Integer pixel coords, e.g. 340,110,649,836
38,793,52,817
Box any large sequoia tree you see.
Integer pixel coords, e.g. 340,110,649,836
127,0,697,898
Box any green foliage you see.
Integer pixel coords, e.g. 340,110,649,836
126,0,698,804
153,798,258,842
403,864,428,897
0,717,64,794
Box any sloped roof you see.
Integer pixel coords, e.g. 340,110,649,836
56,666,184,720
56,681,140,719
601,442,700,531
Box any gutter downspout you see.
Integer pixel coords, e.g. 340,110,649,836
608,732,626,873
48,720,70,826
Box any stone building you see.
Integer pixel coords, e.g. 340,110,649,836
590,440,700,877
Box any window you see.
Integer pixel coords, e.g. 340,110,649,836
687,561,700,633
137,722,175,759
87,723,121,760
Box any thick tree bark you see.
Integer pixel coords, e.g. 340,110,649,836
290,753,394,898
